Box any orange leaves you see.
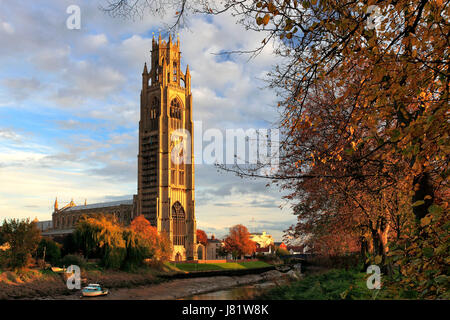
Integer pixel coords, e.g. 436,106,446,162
196,229,208,246
223,224,256,257
267,2,276,13
256,14,270,26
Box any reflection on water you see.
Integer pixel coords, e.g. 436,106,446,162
180,280,287,300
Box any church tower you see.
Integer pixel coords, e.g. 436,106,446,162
138,35,197,261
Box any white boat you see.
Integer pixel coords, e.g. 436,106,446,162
81,284,109,297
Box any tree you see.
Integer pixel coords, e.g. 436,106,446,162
196,229,208,246
275,246,289,256
223,224,256,259
37,237,61,266
129,215,172,261
61,233,78,256
1,218,41,269
74,214,126,269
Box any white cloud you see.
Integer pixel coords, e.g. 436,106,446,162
1,21,14,34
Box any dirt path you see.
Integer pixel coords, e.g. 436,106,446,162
42,271,286,300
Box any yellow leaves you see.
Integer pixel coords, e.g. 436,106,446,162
420,215,432,227
349,126,354,135
374,255,382,264
412,200,425,207
256,13,270,26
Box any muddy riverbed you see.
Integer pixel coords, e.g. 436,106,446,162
42,270,296,300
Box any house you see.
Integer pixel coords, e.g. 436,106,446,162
206,235,226,260
255,246,273,255
287,245,305,254
250,231,274,248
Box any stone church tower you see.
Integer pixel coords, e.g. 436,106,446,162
137,35,197,261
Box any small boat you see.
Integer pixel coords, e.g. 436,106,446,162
51,267,66,273
81,284,109,297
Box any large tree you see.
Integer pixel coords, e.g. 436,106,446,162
129,215,172,261
1,218,41,269
223,224,256,258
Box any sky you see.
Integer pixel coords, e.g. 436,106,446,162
0,0,296,241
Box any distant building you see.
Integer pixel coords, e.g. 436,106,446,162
255,246,273,255
206,235,226,260
287,245,305,254
52,199,134,229
274,242,287,250
250,231,274,248
36,220,53,232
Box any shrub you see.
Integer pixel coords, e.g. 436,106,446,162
36,237,61,266
60,254,86,268
61,233,78,256
276,247,290,256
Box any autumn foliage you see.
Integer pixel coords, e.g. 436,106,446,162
196,229,208,246
210,0,448,298
74,214,172,269
129,215,172,261
223,224,257,258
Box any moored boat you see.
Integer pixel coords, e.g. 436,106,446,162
81,284,109,297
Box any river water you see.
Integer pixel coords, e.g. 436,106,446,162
179,280,287,300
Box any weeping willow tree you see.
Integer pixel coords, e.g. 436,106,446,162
74,214,126,269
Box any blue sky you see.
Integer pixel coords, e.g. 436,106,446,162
0,0,296,241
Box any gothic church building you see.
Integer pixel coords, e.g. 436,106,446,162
45,36,197,261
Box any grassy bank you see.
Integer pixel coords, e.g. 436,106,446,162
258,269,409,300
169,261,272,272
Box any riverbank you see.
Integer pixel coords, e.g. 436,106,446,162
0,262,298,300
256,268,408,300
45,269,291,300
0,266,170,299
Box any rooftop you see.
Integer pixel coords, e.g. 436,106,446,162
61,199,133,212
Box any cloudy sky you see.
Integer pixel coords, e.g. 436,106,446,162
0,0,296,241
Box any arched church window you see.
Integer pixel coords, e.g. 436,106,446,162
170,98,182,120
172,202,186,246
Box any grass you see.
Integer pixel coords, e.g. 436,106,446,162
258,268,405,300
169,261,272,272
